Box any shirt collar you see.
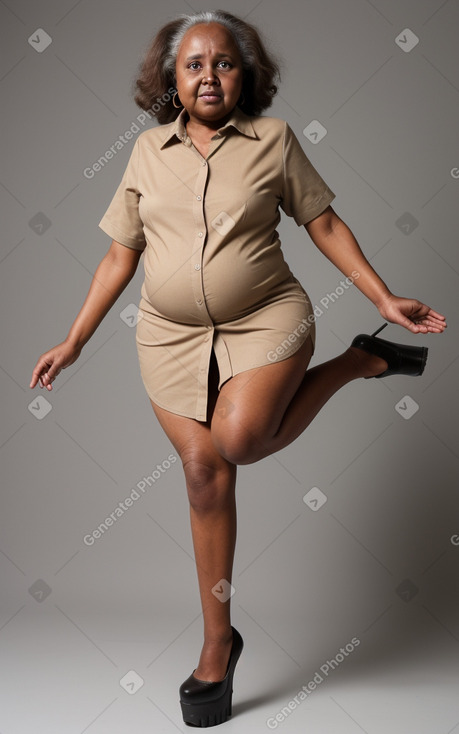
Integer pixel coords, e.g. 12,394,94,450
159,105,258,148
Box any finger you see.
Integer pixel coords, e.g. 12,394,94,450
422,324,446,333
40,371,54,387
403,316,434,333
413,308,447,328
426,316,447,329
423,320,446,330
42,363,61,385
30,358,52,387
415,315,447,331
30,369,41,388
42,372,54,386
30,370,46,389
417,309,446,321
425,308,446,321
412,324,442,334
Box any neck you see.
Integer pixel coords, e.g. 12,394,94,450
185,107,236,134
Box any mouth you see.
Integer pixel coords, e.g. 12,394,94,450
199,92,222,102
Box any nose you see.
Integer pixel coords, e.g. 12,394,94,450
201,64,219,84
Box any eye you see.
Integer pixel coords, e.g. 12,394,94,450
189,61,201,70
218,61,232,69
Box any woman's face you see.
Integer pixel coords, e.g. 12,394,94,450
175,22,243,127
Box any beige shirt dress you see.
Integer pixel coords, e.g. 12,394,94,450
98,106,335,421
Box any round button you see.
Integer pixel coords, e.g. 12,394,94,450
196,195,202,201
194,263,201,270
198,232,203,237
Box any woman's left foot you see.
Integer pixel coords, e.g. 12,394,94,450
350,323,428,379
347,345,388,378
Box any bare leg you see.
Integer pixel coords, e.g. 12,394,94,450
212,337,388,465
188,462,237,681
267,343,387,453
150,353,238,681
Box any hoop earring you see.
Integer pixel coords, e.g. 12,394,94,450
172,91,183,109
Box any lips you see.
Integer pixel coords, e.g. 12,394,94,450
199,91,222,98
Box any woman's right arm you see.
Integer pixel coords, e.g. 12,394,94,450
29,240,143,390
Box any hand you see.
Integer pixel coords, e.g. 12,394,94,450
29,340,82,391
377,294,447,334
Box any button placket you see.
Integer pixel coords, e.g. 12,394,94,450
190,141,225,322
183,133,227,420
191,160,210,319
188,156,215,419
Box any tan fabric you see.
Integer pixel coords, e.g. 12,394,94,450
98,106,335,421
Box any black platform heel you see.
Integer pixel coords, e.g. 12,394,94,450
179,626,244,728
351,322,428,379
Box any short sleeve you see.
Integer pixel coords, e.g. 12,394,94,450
280,122,335,226
98,138,147,251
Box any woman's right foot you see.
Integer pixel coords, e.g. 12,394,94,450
179,627,244,727
193,630,234,682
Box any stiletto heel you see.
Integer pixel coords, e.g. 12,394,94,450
179,626,244,727
371,322,388,337
351,323,428,379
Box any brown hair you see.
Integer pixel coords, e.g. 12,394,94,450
133,10,281,124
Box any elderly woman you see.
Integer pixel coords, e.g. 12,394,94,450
30,9,446,728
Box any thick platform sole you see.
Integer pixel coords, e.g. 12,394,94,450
180,686,232,727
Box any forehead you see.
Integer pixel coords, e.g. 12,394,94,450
178,22,239,55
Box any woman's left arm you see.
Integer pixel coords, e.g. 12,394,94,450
305,206,447,334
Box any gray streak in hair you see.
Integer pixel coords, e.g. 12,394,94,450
163,10,252,80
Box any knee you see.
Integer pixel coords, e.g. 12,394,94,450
182,456,234,512
212,423,262,466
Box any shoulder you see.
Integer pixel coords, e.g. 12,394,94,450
244,115,299,151
247,114,288,138
135,116,181,151
136,123,171,146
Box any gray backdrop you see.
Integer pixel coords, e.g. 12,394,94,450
1,0,458,732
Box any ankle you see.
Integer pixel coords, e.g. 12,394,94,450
347,346,388,378
203,627,233,645
343,346,369,377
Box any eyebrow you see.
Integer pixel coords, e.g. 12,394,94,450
185,53,234,61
